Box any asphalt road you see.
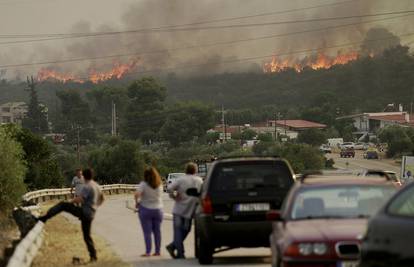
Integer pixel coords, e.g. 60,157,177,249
92,194,270,267
327,150,400,176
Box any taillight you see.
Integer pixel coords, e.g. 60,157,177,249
202,195,213,214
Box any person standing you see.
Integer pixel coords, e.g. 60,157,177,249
39,169,104,262
71,168,84,197
166,163,203,259
134,167,164,257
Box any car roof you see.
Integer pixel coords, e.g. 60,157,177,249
299,175,393,186
215,156,284,163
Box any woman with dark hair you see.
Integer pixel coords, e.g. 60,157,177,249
134,167,164,257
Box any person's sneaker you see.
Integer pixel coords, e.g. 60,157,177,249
12,208,39,238
89,256,97,263
165,244,177,259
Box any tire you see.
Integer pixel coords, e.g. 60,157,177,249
198,233,213,265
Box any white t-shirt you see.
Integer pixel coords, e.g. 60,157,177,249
168,174,203,219
72,175,84,196
136,181,163,210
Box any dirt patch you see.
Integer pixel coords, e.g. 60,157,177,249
32,203,130,267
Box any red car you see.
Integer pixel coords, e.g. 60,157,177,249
269,174,396,267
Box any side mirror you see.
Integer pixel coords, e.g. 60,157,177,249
266,210,282,221
186,188,201,197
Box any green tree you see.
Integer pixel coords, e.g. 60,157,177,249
0,128,26,214
297,129,327,146
22,76,49,134
378,125,413,157
124,77,167,142
258,132,273,142
160,102,215,146
3,125,64,189
241,128,257,140
87,138,145,184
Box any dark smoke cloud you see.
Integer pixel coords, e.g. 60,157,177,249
1,0,413,79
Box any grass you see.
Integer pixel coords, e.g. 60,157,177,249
32,203,130,267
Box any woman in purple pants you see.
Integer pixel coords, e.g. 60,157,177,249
135,167,164,257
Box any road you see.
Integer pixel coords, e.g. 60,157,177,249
92,194,270,267
327,150,400,176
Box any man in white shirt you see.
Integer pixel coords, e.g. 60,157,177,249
166,163,203,259
71,168,84,197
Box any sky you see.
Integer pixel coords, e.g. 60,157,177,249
0,0,413,79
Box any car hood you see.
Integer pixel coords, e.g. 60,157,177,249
285,218,367,242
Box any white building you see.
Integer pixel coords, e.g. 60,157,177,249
0,102,28,125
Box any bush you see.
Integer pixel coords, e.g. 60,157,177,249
253,142,325,173
0,128,26,214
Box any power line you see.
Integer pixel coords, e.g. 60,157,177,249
0,9,412,42
0,13,411,68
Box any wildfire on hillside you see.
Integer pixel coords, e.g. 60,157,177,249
263,51,359,73
37,59,140,83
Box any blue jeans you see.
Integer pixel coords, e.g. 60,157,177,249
138,206,163,254
170,214,192,258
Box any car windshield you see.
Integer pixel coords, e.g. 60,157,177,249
291,185,395,220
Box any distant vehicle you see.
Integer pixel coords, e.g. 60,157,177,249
363,149,379,159
359,169,402,187
340,147,355,158
360,181,414,267
269,173,396,267
164,173,185,192
340,142,355,149
319,144,332,153
354,142,368,150
327,138,344,147
187,156,295,264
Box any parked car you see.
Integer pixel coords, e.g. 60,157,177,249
187,156,295,264
164,172,185,192
363,149,379,159
360,181,414,267
340,142,355,149
359,169,402,187
354,142,368,150
319,144,332,154
269,173,396,267
340,147,355,158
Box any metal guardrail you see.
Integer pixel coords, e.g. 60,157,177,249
23,183,138,203
7,222,44,267
7,183,138,267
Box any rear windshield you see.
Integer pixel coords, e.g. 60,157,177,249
210,161,293,192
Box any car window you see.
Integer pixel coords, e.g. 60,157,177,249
388,185,414,217
210,161,293,192
291,185,395,220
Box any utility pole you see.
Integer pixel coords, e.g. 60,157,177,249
111,101,117,136
221,105,226,142
76,125,80,164
274,113,277,142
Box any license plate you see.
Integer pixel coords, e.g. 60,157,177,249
337,261,358,267
235,203,270,212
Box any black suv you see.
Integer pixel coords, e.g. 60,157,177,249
188,157,295,264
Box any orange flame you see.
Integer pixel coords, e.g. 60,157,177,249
263,51,359,73
37,59,139,83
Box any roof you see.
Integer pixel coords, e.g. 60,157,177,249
300,175,393,186
272,119,327,129
337,112,410,123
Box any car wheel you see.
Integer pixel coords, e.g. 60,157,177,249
198,233,213,265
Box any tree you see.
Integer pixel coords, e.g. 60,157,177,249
3,124,64,189
0,128,26,214
87,138,145,184
160,102,215,146
22,76,49,134
55,90,96,145
297,129,327,146
378,126,413,157
257,132,273,142
241,128,257,140
124,77,167,142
